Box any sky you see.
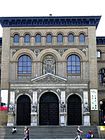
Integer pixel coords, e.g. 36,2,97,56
0,0,105,37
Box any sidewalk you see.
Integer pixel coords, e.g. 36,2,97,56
0,138,105,140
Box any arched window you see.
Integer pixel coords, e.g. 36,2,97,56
13,34,19,43
99,68,105,84
17,55,32,79
68,33,74,43
57,33,63,43
79,33,85,43
24,34,30,43
42,55,56,74
35,34,41,43
67,54,81,74
46,34,52,43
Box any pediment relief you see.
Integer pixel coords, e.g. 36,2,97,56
31,73,67,84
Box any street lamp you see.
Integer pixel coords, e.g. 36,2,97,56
99,101,103,125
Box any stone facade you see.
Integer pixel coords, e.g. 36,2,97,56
0,16,104,126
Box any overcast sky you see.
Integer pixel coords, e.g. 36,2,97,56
0,0,105,37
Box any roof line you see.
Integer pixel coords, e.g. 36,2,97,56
0,16,101,28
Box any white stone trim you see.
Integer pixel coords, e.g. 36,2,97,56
31,73,67,82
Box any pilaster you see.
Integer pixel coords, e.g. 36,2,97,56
83,91,90,126
60,91,66,126
31,91,38,126
7,91,15,126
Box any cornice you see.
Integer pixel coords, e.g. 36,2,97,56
96,36,105,45
0,16,101,28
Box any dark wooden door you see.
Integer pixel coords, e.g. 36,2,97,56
67,94,82,125
39,92,59,125
17,95,31,125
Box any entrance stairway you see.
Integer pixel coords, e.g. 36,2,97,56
0,126,99,139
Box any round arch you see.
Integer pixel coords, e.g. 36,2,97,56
56,32,64,36
16,94,31,125
23,32,32,36
11,32,20,37
12,48,36,61
37,48,62,62
39,91,59,125
62,48,87,61
16,93,32,103
66,93,83,102
45,32,53,36
34,32,42,36
67,94,82,125
67,31,75,36
78,31,87,36
38,90,60,103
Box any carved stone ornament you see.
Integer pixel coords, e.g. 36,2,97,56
15,90,19,93
31,103,37,112
84,102,89,112
60,102,66,112
43,55,56,74
29,90,33,93
9,103,15,112
34,49,40,57
31,73,67,84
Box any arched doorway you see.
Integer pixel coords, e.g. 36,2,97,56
39,92,59,125
16,95,31,125
67,94,82,125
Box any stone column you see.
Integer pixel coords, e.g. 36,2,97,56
31,36,35,46
60,91,66,126
53,36,57,45
63,36,67,45
75,36,79,45
7,91,15,126
83,91,90,126
31,91,38,126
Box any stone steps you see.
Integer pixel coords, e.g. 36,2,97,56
0,126,99,139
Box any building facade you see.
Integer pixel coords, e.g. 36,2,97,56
0,16,105,126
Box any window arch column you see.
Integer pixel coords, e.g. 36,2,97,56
20,36,24,46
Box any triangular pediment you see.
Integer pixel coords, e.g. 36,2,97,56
31,73,67,84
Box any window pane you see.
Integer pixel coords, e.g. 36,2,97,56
17,55,32,78
24,34,30,43
18,67,22,72
57,34,63,43
27,61,31,66
13,34,19,43
67,54,80,74
35,34,41,43
46,34,52,43
18,61,22,66
79,34,85,43
68,34,74,43
76,67,80,71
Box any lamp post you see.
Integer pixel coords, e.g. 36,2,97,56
99,101,103,125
